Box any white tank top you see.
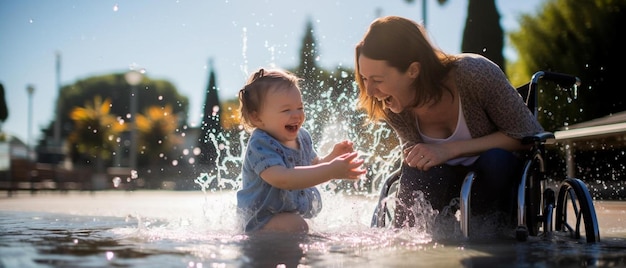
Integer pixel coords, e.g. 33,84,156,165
418,99,479,166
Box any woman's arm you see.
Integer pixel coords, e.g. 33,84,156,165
405,131,528,171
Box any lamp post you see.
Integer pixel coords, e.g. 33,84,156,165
124,70,142,173
26,84,35,160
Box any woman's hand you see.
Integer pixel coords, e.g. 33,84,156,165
404,132,523,171
404,143,452,171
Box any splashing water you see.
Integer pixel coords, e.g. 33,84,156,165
192,76,401,193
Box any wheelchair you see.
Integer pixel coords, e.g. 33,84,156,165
371,71,601,243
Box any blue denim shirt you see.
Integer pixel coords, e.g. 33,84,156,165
236,128,322,232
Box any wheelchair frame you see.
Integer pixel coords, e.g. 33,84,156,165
371,71,601,243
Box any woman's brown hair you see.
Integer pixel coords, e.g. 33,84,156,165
355,16,457,121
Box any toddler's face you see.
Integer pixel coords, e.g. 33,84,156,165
256,86,305,148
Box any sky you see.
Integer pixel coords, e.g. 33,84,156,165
0,0,543,146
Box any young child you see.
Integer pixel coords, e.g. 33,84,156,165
236,68,366,233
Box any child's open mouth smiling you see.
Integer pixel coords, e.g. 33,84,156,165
285,124,299,133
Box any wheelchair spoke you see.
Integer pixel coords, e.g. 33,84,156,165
568,188,580,216
568,187,583,239
560,194,575,237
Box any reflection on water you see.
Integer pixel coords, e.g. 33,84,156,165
1,191,625,267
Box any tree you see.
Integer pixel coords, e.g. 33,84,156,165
135,105,182,165
404,0,505,71
293,18,324,143
508,0,626,190
134,104,182,188
40,73,189,167
508,0,626,131
68,96,126,172
220,98,240,130
461,0,504,72
196,62,222,169
295,19,321,105
0,83,7,124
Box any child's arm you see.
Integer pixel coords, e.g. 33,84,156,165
261,152,366,190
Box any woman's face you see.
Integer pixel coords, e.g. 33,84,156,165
358,55,418,114
254,86,305,147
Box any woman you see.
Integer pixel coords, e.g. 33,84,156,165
355,16,543,227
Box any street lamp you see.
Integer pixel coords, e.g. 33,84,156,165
124,70,142,173
26,84,35,160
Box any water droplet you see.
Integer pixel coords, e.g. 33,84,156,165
112,177,122,188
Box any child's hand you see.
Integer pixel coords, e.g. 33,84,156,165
329,151,366,180
330,140,355,158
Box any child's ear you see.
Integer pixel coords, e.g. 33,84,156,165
250,112,263,126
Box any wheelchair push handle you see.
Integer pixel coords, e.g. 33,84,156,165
531,71,581,99
531,71,581,88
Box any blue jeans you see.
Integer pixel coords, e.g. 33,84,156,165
393,148,523,228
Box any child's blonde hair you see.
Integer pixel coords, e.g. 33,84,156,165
238,68,301,131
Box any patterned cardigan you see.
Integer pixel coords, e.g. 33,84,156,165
384,53,544,151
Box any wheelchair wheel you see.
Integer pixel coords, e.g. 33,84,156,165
520,157,544,238
555,178,600,243
371,173,400,228
525,172,543,237
542,188,555,236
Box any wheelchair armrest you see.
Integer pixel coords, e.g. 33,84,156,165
521,131,555,145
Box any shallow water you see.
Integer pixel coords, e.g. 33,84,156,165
1,190,625,267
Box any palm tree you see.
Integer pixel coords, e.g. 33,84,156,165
135,105,182,167
68,96,126,173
